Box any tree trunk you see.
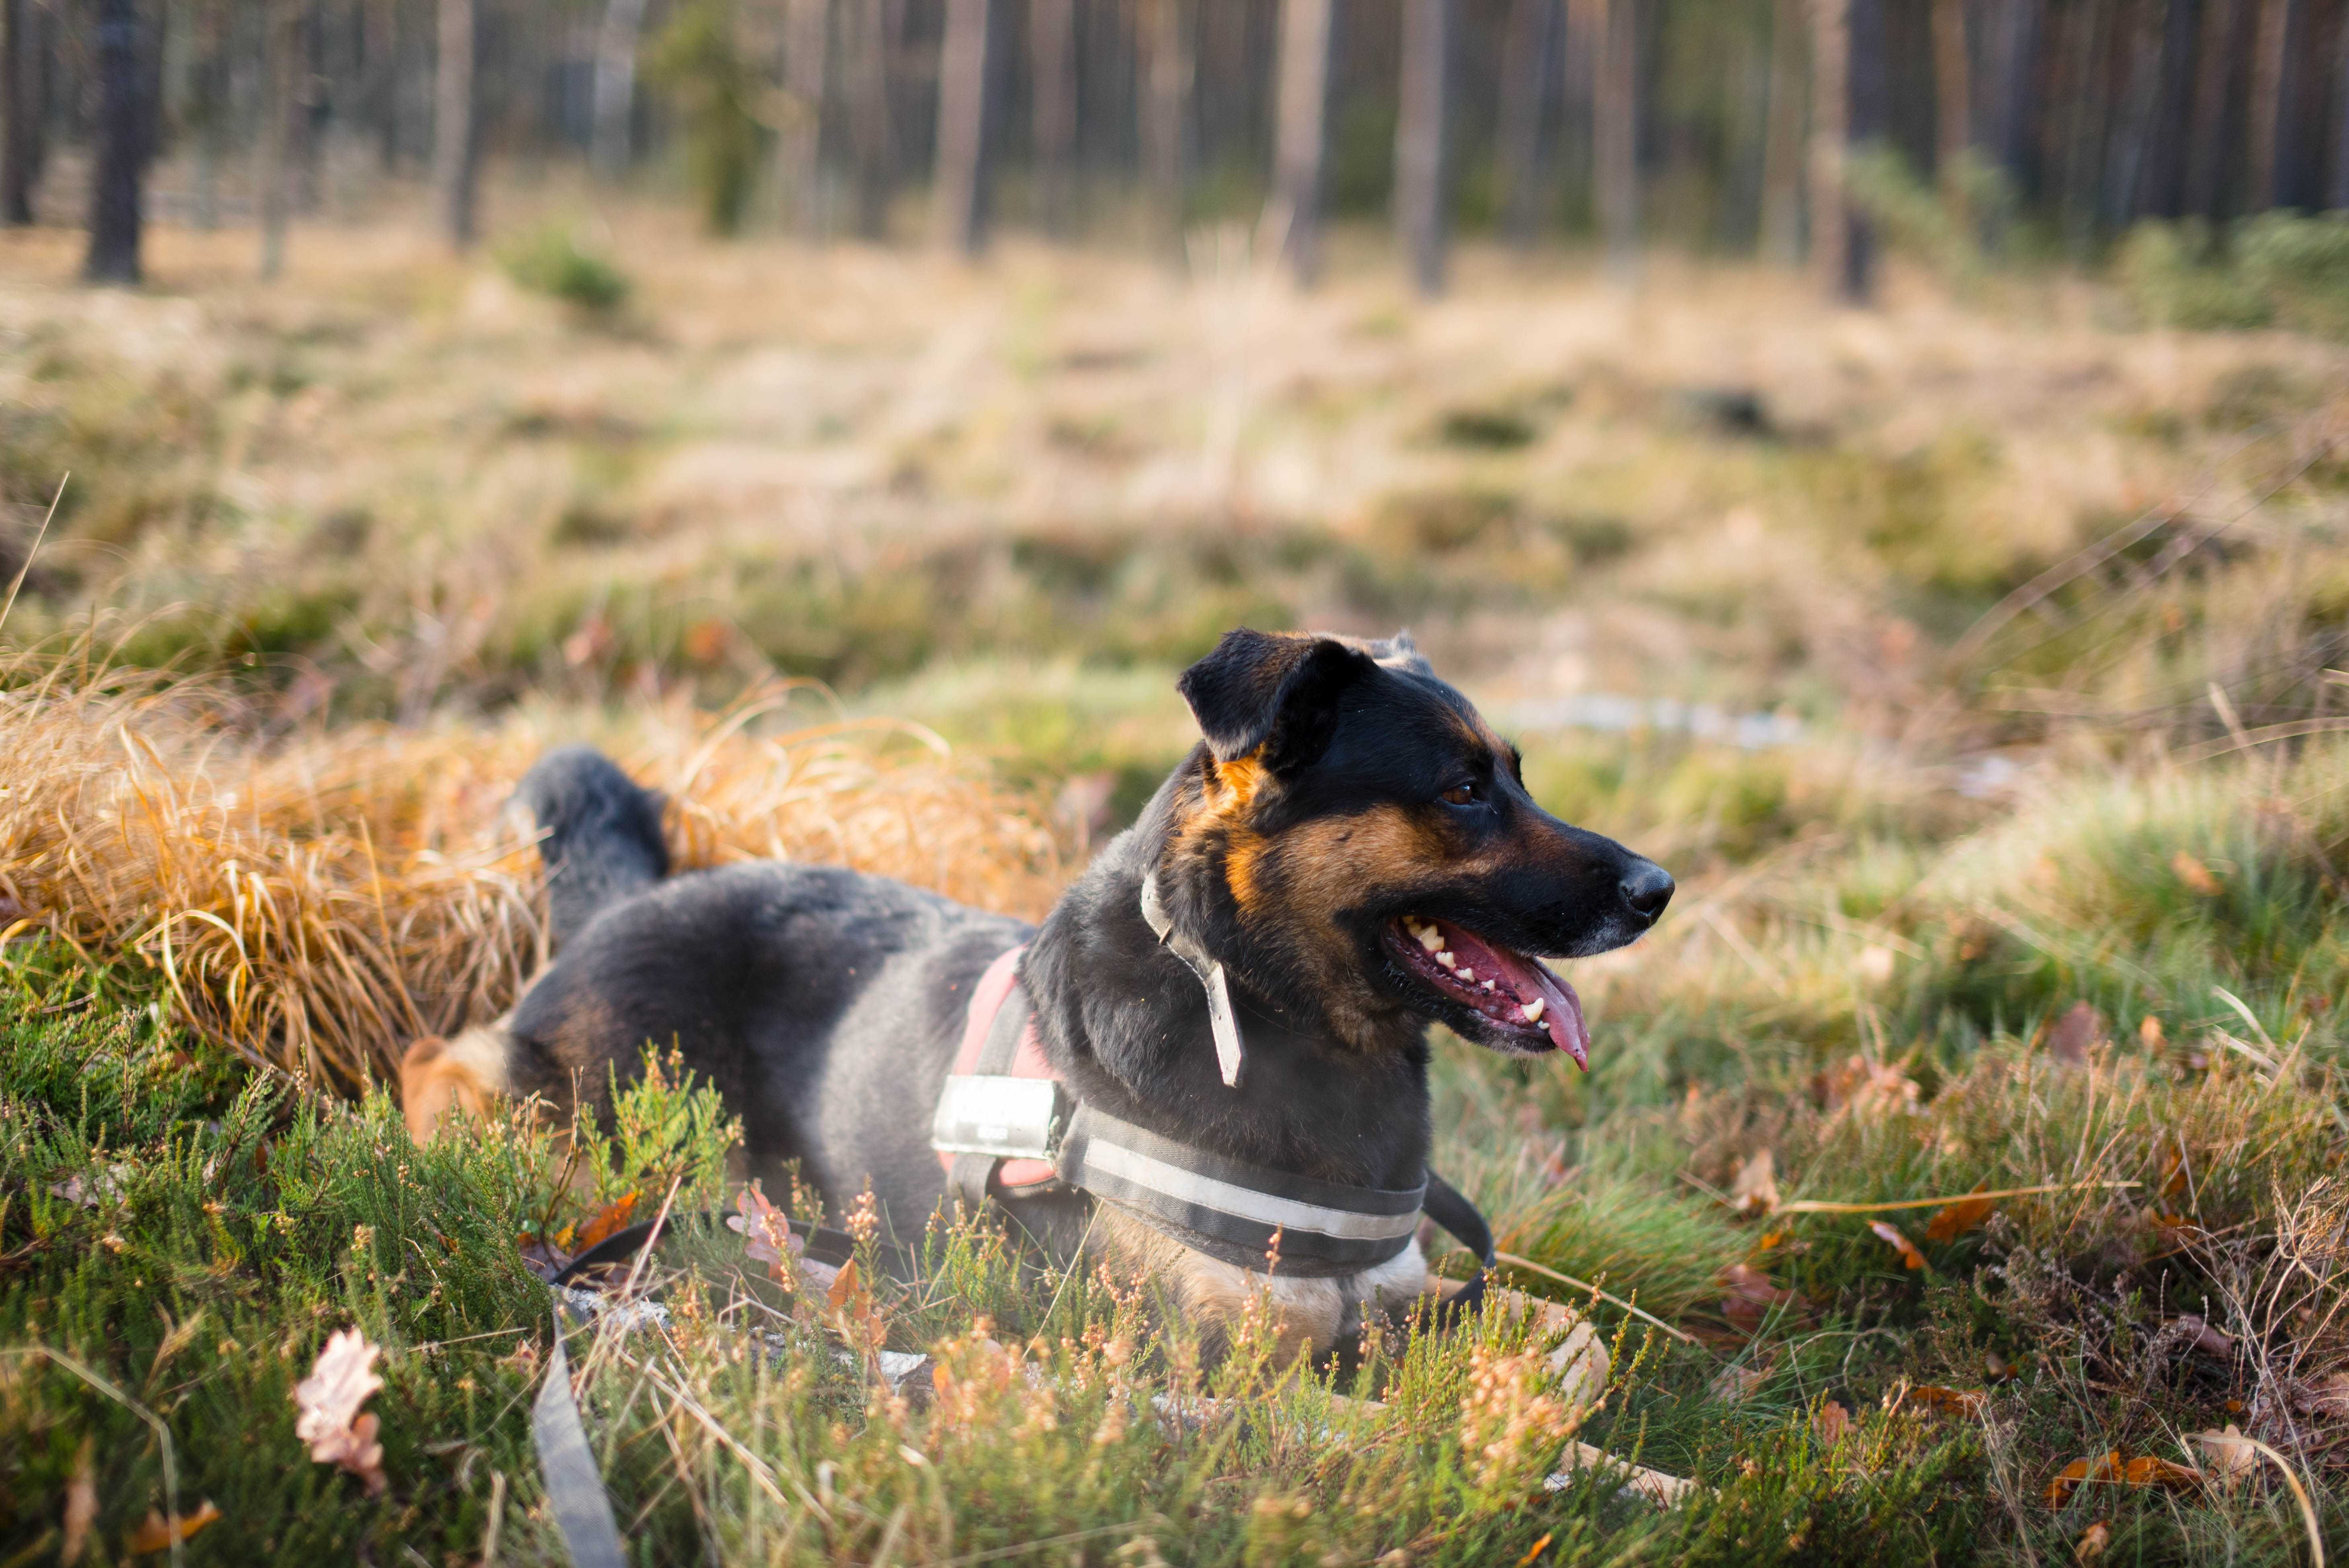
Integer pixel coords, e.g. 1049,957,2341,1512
190,0,227,228
844,0,893,237
260,0,296,277
289,1,323,214
1139,0,1191,246
1562,0,1602,227
778,0,828,234
2246,0,2289,209
1,0,29,225
2058,0,2110,255
1393,0,1448,294
1759,0,1806,264
1266,0,1331,284
1930,0,1969,220
433,0,477,249
1029,0,1073,232
1496,0,1556,245
1807,0,1850,298
2185,0,2236,216
364,0,395,172
590,0,648,181
2103,0,2167,226
1595,0,1637,282
83,0,143,283
931,0,990,253
2334,2,2349,208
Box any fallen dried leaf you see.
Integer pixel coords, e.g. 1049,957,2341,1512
1821,1054,1922,1118
2172,850,2222,897
2170,1314,2233,1358
573,1191,639,1252
2045,1452,2121,1508
1719,1262,1800,1333
1902,1385,1989,1420
2294,1372,2349,1418
1924,1184,1995,1243
2138,1015,2165,1052
62,1434,95,1565
2120,1455,2202,1492
2074,1519,2111,1562
828,1256,862,1316
1708,1358,1773,1404
1869,1220,1928,1271
292,1326,387,1495
1811,1398,1854,1445
728,1183,802,1289
1728,1149,1779,1217
2189,1424,2260,1487
127,1500,222,1554
2044,1002,2105,1066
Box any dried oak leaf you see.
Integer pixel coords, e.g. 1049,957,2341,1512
2171,851,2223,897
1708,1356,1774,1404
127,1500,222,1555
292,1327,387,1495
1869,1221,1928,1271
1902,1385,1989,1420
573,1191,639,1252
2074,1520,2112,1562
2043,1002,2105,1067
1719,1262,1800,1333
1728,1149,1779,1217
728,1183,803,1289
2120,1455,2202,1492
2189,1425,2260,1488
1811,1398,1855,1445
2045,1452,2121,1508
1924,1185,1995,1243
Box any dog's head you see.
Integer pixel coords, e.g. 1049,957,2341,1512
1155,629,1672,1066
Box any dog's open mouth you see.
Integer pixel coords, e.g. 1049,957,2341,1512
1386,916,1592,1069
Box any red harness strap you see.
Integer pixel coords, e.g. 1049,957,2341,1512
939,945,1058,1190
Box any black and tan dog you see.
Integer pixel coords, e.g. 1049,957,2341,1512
403,629,1671,1353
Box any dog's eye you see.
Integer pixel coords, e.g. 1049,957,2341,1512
1441,782,1480,807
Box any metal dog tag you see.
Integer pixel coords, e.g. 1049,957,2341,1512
931,1075,1066,1161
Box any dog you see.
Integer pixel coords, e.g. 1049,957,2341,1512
403,629,1672,1356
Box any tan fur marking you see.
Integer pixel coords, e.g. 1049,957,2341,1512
1092,1209,1430,1361
399,1024,515,1142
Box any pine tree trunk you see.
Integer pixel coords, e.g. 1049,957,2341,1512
845,0,893,237
2333,4,2349,208
1562,0,1602,227
2059,0,2111,254
1496,0,1556,246
931,0,990,253
260,0,295,277
2246,0,2289,208
433,0,477,249
1030,0,1073,232
1393,0,1448,294
364,0,395,173
1931,0,1969,219
1759,0,1806,264
2104,0,2167,226
779,0,828,234
290,2,322,214
2185,0,2237,216
1267,0,1331,284
84,0,144,283
1807,0,1849,298
590,0,648,181
1595,0,1637,281
0,0,29,225
191,0,227,228
1139,0,1191,247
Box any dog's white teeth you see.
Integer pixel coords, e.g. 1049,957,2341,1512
1436,950,1457,970
1521,997,1545,1023
1456,967,1475,982
1482,980,1497,992
1415,923,1444,952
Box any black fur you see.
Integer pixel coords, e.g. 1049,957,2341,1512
485,631,1671,1251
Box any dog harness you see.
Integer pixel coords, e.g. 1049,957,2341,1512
931,887,1495,1281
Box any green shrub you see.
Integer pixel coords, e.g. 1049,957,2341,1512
500,223,633,313
649,0,761,238
2115,211,2349,338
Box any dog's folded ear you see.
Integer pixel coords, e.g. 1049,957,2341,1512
1178,630,1379,772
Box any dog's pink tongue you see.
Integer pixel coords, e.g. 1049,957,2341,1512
1443,928,1593,1071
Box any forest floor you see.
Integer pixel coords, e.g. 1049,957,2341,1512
2,200,2348,1564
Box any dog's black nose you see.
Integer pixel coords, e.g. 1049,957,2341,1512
1620,861,1675,924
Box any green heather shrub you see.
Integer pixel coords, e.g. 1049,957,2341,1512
500,223,633,313
2117,211,2349,337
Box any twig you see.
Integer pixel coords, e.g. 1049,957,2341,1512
1770,1180,2140,1215
0,473,66,634
1492,1253,1700,1347
2232,1431,2327,1568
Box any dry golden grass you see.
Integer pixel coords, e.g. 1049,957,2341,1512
0,642,1060,1095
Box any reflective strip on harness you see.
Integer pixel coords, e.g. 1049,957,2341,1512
1069,1136,1422,1245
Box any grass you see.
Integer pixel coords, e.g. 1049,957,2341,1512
2,195,2349,1561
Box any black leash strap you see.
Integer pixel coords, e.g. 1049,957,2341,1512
1421,1169,1496,1321
534,1291,629,1568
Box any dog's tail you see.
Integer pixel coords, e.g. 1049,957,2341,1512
513,744,670,949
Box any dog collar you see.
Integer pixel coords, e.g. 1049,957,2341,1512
1139,872,1246,1087
931,945,1475,1277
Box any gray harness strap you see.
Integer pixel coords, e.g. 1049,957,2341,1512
533,1291,629,1568
1057,1103,1425,1274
